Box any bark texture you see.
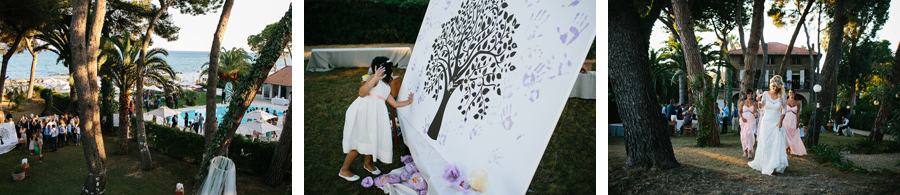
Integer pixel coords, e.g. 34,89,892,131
807,0,848,146
609,0,680,169
741,0,765,96
266,101,291,186
205,0,235,145
70,0,108,194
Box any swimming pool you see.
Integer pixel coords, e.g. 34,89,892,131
171,106,284,128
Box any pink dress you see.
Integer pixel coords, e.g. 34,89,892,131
740,103,757,151
783,103,807,155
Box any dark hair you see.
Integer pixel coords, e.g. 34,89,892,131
371,56,395,83
670,100,675,104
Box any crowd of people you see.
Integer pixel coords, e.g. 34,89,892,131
144,90,180,111
14,113,81,164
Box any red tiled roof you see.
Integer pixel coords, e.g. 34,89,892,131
728,42,819,55
264,66,291,86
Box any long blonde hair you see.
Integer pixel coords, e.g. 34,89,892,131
770,75,786,99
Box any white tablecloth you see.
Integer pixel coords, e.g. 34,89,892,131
306,47,411,72
675,119,699,130
569,71,596,99
271,98,290,106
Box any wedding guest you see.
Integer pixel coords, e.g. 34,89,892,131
339,57,414,181
739,90,759,159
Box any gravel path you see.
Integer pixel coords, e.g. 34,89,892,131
843,153,900,172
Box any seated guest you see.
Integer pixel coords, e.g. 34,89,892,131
681,108,695,135
837,115,851,136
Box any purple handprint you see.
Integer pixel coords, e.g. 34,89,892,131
525,0,541,7
564,0,579,7
442,0,452,10
528,89,540,102
488,149,504,165
500,104,516,130
527,10,550,40
557,13,589,45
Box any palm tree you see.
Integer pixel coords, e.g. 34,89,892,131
661,37,721,105
649,48,677,103
200,47,251,83
100,35,176,154
35,25,73,99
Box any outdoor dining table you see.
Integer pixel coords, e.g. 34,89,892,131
608,124,624,137
306,47,411,72
675,119,699,130
271,97,290,106
569,71,596,99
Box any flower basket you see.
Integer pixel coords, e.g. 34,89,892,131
12,171,25,181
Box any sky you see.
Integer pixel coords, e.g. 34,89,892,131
648,2,900,70
150,0,293,52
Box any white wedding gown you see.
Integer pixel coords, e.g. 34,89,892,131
747,92,789,175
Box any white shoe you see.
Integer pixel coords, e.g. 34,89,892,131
339,172,360,181
364,165,381,175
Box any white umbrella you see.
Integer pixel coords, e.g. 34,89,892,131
147,106,180,118
145,86,163,92
235,120,280,136
244,110,277,121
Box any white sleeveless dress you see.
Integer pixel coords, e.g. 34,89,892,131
747,92,789,175
342,80,394,163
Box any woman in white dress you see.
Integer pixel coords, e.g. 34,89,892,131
747,75,789,176
339,57,414,181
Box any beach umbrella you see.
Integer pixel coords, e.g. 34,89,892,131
235,120,280,136
148,106,180,118
244,110,277,121
145,86,164,92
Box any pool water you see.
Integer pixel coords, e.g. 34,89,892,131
170,106,284,128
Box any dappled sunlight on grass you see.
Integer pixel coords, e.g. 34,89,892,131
687,148,747,167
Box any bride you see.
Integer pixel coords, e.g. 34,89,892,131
747,75,789,176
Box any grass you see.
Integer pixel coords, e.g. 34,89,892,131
304,67,595,194
0,136,289,194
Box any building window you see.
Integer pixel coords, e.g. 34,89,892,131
792,56,802,65
767,57,776,64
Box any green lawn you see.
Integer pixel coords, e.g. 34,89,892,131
0,136,289,194
304,68,596,194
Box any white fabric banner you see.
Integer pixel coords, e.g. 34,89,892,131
396,0,596,194
0,122,19,155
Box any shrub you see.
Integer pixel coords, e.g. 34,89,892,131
35,86,73,115
144,123,278,175
808,144,861,172
182,91,201,106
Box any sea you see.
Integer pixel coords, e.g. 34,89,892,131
2,50,292,82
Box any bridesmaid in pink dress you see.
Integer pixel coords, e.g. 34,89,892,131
739,90,759,159
783,89,807,156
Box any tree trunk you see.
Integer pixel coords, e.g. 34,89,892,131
116,91,130,155
742,0,765,98
758,33,769,88
427,90,453,139
679,74,687,104
803,14,820,144
807,0,848,147
25,37,38,99
70,0,108,193
132,0,174,171
266,101,291,186
671,0,719,146
195,6,290,192
777,0,815,77
610,0,679,169
0,33,24,114
206,0,235,145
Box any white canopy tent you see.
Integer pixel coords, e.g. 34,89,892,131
244,110,277,121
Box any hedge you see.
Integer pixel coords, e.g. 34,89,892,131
34,86,74,115
144,123,279,175
849,112,876,131
304,0,597,59
304,0,428,45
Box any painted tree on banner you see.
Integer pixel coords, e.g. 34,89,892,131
423,0,519,140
